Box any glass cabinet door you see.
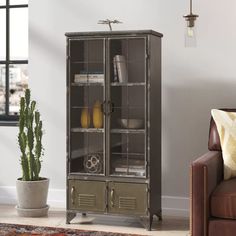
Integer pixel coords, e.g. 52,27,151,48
69,39,105,175
108,37,147,178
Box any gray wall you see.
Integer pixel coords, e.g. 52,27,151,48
1,0,236,214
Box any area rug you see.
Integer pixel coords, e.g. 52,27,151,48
0,223,145,236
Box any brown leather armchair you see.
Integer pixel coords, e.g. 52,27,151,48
191,109,236,236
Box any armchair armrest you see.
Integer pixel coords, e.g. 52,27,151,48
190,151,223,236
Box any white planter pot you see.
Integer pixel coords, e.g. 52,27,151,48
16,178,49,217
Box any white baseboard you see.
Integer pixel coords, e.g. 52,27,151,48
0,186,66,208
0,186,16,205
0,186,189,217
162,195,189,218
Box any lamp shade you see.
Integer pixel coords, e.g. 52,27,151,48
185,24,197,47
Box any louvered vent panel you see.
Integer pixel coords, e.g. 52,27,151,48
119,197,136,210
78,194,96,207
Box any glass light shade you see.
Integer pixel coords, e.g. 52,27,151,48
185,25,197,47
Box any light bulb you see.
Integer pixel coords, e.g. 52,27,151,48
185,25,197,47
187,27,194,37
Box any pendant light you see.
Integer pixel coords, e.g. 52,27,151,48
183,0,199,47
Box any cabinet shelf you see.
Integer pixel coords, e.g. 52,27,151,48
110,128,145,134
72,82,145,87
111,82,145,87
71,128,104,133
71,128,144,134
72,82,104,87
111,152,144,156
71,61,103,64
69,172,104,176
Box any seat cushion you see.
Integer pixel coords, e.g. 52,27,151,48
211,109,236,180
211,178,236,219
209,219,236,236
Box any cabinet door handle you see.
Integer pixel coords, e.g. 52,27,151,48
71,186,75,204
107,101,115,115
101,101,106,115
111,102,114,113
111,189,115,207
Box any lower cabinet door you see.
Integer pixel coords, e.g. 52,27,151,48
69,180,106,212
108,182,148,215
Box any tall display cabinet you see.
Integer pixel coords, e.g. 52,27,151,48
65,30,162,230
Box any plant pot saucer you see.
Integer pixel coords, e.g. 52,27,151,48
16,204,49,217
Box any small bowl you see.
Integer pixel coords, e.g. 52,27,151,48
119,119,144,129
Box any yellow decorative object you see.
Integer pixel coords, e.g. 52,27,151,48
93,100,103,128
211,109,236,180
81,108,90,128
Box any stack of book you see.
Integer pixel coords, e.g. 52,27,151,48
115,167,145,176
115,165,145,176
113,158,145,176
74,71,104,83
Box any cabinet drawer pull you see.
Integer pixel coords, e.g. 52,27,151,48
111,189,115,207
71,186,75,204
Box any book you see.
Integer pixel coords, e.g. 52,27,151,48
113,57,118,82
113,55,128,83
74,73,104,83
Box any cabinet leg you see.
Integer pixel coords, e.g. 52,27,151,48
66,212,76,224
147,214,153,231
155,210,162,221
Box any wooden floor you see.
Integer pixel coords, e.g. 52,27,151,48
0,205,189,236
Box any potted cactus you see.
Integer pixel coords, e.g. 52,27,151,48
16,88,49,217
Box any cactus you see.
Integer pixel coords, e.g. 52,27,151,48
18,89,44,181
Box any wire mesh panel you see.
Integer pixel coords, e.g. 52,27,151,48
109,37,146,178
69,39,105,176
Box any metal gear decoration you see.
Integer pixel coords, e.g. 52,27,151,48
84,154,102,174
98,19,122,31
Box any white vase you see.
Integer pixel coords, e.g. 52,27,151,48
16,178,49,217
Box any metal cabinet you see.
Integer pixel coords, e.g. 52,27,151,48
66,30,162,230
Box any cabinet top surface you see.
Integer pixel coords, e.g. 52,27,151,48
65,30,163,38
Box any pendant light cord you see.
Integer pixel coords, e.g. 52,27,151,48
190,0,192,14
